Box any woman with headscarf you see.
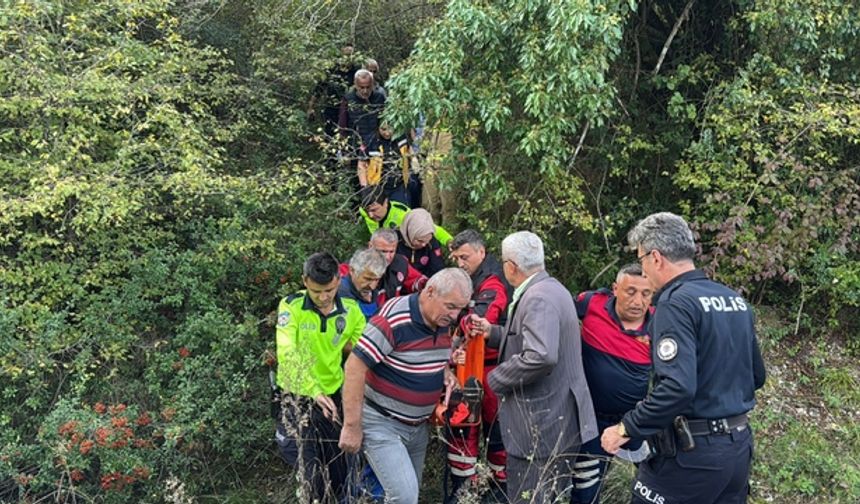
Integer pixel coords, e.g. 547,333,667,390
397,208,446,277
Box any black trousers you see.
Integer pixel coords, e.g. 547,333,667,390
631,426,753,504
276,394,353,503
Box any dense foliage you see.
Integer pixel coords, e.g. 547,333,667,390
387,0,634,263
0,1,363,501
389,0,860,315
1,0,858,502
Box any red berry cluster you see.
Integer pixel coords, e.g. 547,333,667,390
58,420,80,436
98,467,152,491
70,469,85,482
52,403,158,492
100,471,132,491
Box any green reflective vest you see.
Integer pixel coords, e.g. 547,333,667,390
360,200,452,246
275,292,365,397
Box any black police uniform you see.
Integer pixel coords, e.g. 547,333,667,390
620,269,766,504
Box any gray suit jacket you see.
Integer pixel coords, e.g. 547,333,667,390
487,271,597,459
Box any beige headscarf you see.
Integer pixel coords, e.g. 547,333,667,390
400,208,436,249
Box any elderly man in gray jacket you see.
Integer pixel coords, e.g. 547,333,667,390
470,231,597,503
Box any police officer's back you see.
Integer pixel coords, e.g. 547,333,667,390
601,212,766,504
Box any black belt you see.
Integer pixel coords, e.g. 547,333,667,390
687,413,748,436
366,399,426,427
596,412,624,424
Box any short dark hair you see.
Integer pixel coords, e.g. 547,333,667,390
448,229,485,252
616,262,643,281
302,252,339,284
360,185,389,208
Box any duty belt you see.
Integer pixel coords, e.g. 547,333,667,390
686,413,748,436
596,412,625,424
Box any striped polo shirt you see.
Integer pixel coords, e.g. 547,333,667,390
352,294,452,423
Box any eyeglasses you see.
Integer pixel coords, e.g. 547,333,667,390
502,259,518,268
637,250,654,265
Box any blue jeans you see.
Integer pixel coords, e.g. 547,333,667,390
361,404,429,504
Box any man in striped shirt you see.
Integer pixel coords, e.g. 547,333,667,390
339,268,472,504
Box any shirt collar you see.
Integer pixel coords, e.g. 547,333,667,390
509,271,539,316
344,275,372,303
302,292,346,318
379,200,393,226
604,296,651,336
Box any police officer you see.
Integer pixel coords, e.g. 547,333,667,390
601,212,767,504
359,185,452,246
273,252,366,502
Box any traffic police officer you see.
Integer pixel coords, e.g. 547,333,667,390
601,212,767,504
273,252,366,502
359,185,452,246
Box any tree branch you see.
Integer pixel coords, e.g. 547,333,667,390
590,258,620,288
630,0,646,102
652,0,695,77
568,120,590,170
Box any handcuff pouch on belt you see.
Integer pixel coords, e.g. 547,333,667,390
649,415,697,457
650,426,676,458
673,415,696,451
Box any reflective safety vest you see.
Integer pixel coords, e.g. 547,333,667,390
275,292,366,397
360,200,452,246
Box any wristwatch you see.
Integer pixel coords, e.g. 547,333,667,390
617,421,628,438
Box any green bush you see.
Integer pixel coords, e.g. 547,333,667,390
0,1,362,500
672,1,860,336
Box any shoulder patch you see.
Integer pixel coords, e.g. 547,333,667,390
657,337,678,361
277,311,290,328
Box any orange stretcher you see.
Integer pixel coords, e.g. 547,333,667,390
432,325,485,427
